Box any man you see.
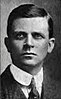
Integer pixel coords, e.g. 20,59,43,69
1,3,56,99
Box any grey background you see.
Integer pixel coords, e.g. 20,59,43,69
1,0,61,82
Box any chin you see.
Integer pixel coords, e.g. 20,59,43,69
21,59,37,66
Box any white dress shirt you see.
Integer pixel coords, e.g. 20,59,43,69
10,64,43,98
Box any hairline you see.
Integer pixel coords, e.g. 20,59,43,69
7,4,53,38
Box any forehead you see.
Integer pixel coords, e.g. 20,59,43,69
12,17,49,37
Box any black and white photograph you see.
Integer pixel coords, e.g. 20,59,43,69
0,0,61,99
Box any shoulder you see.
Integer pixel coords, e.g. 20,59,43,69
1,65,16,88
43,68,61,99
0,65,24,99
1,65,11,83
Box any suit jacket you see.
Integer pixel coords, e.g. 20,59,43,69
1,65,61,99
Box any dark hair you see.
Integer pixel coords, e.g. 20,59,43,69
7,4,53,38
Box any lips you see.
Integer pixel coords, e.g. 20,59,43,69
21,52,37,56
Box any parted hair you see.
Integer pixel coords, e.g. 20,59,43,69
7,4,53,38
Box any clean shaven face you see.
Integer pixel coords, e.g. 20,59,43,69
7,17,54,71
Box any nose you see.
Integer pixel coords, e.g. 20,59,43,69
26,34,34,46
23,34,34,50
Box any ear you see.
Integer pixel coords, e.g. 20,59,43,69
4,37,11,52
48,38,55,53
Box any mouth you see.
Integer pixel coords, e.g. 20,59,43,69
21,52,37,56
21,52,37,60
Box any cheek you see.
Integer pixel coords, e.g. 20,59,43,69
10,40,24,53
35,41,48,55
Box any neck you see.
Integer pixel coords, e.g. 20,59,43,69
29,62,43,75
13,61,44,76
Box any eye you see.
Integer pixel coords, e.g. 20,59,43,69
32,32,45,40
13,32,27,40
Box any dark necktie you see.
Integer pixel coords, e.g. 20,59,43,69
28,77,40,99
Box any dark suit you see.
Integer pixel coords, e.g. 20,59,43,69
1,65,61,99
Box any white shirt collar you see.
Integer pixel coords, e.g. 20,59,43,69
10,64,43,87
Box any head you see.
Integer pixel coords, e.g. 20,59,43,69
5,4,55,74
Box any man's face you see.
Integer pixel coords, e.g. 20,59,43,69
6,17,53,69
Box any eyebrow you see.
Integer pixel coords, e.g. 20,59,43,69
13,30,46,38
12,31,27,35
32,32,46,38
